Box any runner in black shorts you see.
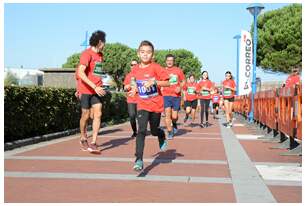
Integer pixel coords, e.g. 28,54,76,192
77,30,107,153
222,71,236,128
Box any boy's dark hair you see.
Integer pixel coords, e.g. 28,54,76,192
165,54,175,60
189,73,195,78
89,30,106,47
202,70,209,80
225,71,232,79
138,40,154,52
292,67,299,74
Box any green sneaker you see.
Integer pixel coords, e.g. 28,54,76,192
160,139,168,151
133,160,143,171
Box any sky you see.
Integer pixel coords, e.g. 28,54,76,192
4,2,293,82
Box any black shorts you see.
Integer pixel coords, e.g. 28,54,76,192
213,103,219,109
80,94,103,109
184,99,198,109
224,97,235,102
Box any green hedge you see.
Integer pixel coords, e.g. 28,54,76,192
4,86,128,142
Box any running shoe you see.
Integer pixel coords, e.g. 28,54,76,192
160,139,168,151
88,143,101,154
131,132,137,138
205,122,209,127
167,131,174,140
200,123,205,128
80,139,89,151
183,116,188,123
173,127,178,135
133,160,143,171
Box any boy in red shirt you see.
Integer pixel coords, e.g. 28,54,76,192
123,60,139,138
128,40,170,171
197,71,213,128
77,30,107,153
183,74,198,125
162,54,186,139
222,71,236,128
211,88,221,119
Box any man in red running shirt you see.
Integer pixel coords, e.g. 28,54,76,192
162,54,186,139
77,30,107,154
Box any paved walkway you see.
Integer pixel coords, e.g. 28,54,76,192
4,112,302,203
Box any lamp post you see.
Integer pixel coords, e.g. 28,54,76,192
233,34,241,95
246,3,264,123
80,31,89,50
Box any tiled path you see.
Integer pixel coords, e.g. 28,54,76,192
4,112,302,203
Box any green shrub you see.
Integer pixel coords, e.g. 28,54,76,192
4,86,127,142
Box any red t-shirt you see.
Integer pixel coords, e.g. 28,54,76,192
161,67,185,97
285,75,300,88
183,82,198,101
222,79,236,99
197,80,213,100
212,93,221,103
124,72,138,104
130,62,169,113
78,48,104,94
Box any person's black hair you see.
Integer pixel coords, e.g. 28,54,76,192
225,71,232,79
189,73,195,78
89,30,106,47
202,70,209,80
165,54,175,60
138,40,154,53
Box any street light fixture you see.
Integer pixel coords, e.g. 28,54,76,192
233,34,241,95
246,3,264,122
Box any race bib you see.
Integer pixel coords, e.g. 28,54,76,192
201,90,210,96
136,80,158,99
224,88,232,97
169,74,178,85
187,87,195,95
93,62,104,76
213,95,219,102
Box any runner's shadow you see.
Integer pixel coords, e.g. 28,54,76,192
175,129,192,136
99,136,134,151
98,128,123,135
137,149,184,177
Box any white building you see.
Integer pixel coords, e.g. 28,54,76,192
4,67,44,86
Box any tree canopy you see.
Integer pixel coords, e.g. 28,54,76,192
62,43,202,88
254,4,302,73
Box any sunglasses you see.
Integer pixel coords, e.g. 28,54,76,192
130,63,137,66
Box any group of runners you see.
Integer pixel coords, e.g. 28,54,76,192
75,30,237,171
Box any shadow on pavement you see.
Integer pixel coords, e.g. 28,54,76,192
98,128,124,135
99,136,134,151
137,149,184,177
